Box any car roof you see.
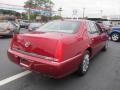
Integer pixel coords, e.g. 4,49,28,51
112,26,120,29
52,19,90,23
30,22,41,24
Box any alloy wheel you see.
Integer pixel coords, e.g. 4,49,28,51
111,33,120,42
82,53,90,72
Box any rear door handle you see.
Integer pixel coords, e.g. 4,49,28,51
101,35,105,39
91,38,95,41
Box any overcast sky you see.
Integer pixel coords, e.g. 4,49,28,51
0,0,120,17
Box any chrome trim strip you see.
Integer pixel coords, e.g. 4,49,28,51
20,63,29,68
61,54,82,64
12,48,54,60
67,54,82,61
12,48,81,63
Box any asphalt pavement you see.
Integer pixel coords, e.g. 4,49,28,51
0,29,120,90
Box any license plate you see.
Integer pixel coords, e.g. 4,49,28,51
20,58,30,68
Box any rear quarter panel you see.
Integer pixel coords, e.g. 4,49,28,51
59,21,90,74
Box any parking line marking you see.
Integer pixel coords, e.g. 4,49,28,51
0,70,31,86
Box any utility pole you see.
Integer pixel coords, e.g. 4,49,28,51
83,8,85,18
100,10,103,18
72,9,78,19
27,1,31,22
28,7,30,21
20,13,23,19
49,0,52,20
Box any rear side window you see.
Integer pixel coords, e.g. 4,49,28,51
95,23,103,33
88,21,100,34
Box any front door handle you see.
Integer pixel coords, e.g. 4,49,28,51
77,37,83,41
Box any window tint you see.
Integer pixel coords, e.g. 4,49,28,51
88,22,99,34
30,23,42,27
37,21,79,33
95,23,103,33
87,22,92,33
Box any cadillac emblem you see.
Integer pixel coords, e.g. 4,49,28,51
25,42,31,48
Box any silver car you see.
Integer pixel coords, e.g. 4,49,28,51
0,21,19,36
28,23,43,31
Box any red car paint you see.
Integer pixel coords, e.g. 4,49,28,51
7,20,108,78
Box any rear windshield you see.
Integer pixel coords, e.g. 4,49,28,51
36,21,79,33
0,21,15,30
30,23,42,28
0,22,9,29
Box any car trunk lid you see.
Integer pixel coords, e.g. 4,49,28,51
12,32,64,58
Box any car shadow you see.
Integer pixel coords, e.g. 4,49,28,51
21,51,107,89
24,72,82,88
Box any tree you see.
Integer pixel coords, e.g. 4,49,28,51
52,15,61,20
0,9,21,18
24,0,54,20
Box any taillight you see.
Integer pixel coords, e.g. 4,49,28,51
43,57,58,61
6,27,13,31
10,34,18,49
6,28,11,30
54,40,62,62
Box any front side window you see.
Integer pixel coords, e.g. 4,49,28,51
36,21,79,33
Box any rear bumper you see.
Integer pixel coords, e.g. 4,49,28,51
7,49,81,79
0,31,13,36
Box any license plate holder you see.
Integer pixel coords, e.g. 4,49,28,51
20,58,31,68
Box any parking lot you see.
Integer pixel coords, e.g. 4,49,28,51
0,29,119,90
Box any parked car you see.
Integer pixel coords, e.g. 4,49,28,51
97,22,106,30
28,22,43,31
97,21,111,34
0,20,19,36
19,20,30,29
7,20,108,79
103,21,112,30
109,26,120,42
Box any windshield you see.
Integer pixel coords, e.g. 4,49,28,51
36,21,79,33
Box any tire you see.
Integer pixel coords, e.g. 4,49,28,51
111,32,120,42
77,51,90,76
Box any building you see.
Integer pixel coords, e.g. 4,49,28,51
109,15,120,26
110,20,120,26
0,14,16,21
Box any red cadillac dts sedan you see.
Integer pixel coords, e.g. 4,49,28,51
7,20,108,79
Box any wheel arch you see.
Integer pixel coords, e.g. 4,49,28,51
86,47,92,57
110,31,120,36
